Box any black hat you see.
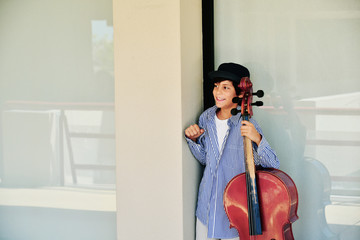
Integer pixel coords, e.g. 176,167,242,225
208,62,250,85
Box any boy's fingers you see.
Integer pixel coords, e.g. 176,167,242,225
185,124,204,139
192,124,200,131
194,126,205,136
186,126,197,137
185,128,193,137
190,126,199,135
241,120,251,126
189,125,199,134
188,129,197,137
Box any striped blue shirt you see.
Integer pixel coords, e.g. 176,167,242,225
185,105,280,239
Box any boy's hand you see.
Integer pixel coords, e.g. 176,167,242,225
185,124,205,142
240,121,262,146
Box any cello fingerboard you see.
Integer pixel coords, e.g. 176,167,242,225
244,135,262,236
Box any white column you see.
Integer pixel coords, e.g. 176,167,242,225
113,0,203,239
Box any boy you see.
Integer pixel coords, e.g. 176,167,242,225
185,63,279,240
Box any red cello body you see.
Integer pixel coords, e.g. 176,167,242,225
224,168,299,240
223,76,299,239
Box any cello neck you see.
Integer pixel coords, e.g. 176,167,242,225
242,115,256,178
242,114,262,236
244,135,256,179
230,76,263,235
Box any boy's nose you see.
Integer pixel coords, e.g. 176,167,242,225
215,88,223,93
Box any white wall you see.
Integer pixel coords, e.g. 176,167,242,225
113,0,202,239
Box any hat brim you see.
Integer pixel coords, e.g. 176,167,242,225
208,70,241,84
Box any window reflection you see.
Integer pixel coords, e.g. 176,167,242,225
0,0,115,239
214,0,360,239
2,103,115,189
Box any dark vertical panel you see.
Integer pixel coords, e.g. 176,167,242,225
202,0,215,110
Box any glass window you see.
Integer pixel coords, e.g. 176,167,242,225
0,1,116,239
214,1,360,239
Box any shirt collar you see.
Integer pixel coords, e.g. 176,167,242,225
229,105,242,126
208,105,242,127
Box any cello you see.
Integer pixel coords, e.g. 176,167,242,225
223,77,299,240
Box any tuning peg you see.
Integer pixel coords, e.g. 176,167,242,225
253,90,264,98
232,97,242,104
231,108,241,116
251,101,263,107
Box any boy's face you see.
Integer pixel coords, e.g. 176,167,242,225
213,80,239,111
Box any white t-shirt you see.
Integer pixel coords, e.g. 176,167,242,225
215,114,229,151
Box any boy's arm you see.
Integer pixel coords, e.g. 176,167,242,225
250,119,280,169
185,134,206,165
253,135,280,169
184,115,207,165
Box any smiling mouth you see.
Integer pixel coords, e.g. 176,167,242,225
216,97,225,101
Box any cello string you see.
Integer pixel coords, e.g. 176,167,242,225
246,172,255,236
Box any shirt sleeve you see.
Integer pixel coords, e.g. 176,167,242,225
184,114,207,165
251,119,280,169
